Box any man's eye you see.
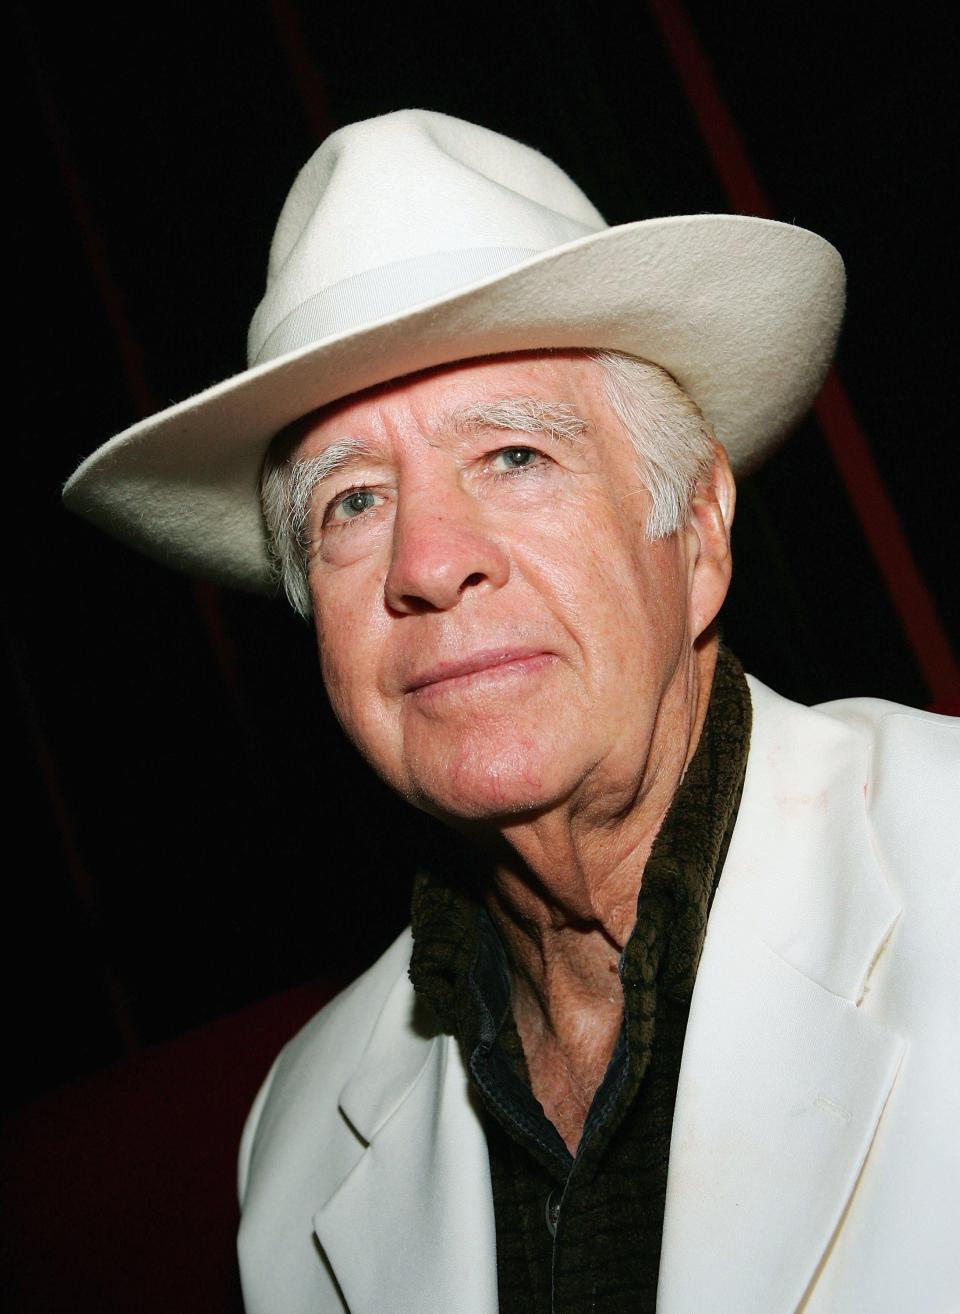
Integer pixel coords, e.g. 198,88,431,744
329,489,379,523
490,447,541,472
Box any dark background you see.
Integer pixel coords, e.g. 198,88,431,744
9,0,958,1111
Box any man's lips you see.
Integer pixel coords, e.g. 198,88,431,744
404,647,554,695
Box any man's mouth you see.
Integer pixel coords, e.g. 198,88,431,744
404,648,555,696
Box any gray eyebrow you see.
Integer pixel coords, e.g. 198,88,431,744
283,437,377,554
297,397,587,486
451,397,589,446
298,435,379,483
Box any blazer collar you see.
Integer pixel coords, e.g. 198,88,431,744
657,677,905,1314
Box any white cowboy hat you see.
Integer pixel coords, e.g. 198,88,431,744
62,108,844,594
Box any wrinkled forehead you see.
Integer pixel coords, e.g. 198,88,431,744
273,347,623,461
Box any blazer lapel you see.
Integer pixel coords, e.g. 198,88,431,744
657,679,905,1314
313,969,498,1314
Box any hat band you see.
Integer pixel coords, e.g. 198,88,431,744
251,245,541,366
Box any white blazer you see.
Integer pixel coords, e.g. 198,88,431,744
237,677,960,1314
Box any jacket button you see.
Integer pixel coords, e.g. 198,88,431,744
545,1190,561,1238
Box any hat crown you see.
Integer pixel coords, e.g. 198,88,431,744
247,110,606,365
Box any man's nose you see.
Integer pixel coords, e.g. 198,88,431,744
384,484,510,614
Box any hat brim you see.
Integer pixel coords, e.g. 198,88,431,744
62,212,844,593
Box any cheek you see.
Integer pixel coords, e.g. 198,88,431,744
526,499,676,621
312,571,386,731
521,507,689,684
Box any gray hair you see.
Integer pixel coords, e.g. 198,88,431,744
259,349,717,619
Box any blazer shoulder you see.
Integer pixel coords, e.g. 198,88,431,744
238,927,415,1205
740,675,959,948
746,675,958,801
811,693,959,831
812,689,959,740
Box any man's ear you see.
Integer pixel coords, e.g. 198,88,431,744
687,441,736,640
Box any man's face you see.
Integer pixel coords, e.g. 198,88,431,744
295,351,728,824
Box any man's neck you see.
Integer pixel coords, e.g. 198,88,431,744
474,638,719,1152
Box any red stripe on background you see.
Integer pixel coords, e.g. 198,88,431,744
7,626,141,1057
814,376,960,703
647,0,774,219
33,68,154,417
647,0,959,707
268,0,337,143
28,36,249,716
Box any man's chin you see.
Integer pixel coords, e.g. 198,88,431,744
404,740,564,826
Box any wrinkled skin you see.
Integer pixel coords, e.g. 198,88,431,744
294,349,735,1150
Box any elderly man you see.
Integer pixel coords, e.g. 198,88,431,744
64,111,957,1314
